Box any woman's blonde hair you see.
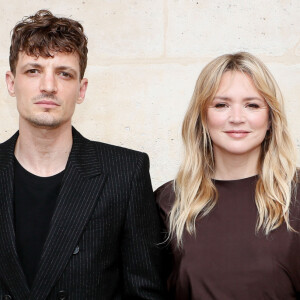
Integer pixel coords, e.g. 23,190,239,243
170,52,298,246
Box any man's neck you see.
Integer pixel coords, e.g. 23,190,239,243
14,121,73,177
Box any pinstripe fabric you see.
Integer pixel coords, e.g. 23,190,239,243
0,133,30,300
0,128,166,300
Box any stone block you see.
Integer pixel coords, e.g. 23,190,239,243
0,0,164,61
166,0,300,57
74,62,206,188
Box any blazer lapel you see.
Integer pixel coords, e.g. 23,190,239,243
0,132,30,299
30,128,107,300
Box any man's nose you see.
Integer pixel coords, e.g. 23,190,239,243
39,72,58,93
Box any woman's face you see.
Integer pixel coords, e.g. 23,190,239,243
206,71,269,159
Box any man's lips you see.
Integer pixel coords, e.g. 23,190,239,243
35,100,60,107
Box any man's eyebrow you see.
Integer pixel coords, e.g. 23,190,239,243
56,66,78,76
20,63,42,70
20,63,78,76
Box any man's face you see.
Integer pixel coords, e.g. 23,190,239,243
6,52,88,129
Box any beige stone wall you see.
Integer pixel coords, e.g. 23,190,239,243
0,0,299,189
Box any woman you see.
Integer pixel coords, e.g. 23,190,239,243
155,52,300,299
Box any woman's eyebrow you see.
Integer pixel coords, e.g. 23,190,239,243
213,96,230,100
213,96,264,101
243,97,264,101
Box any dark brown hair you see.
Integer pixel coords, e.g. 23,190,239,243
9,10,88,79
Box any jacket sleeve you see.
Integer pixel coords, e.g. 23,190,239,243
121,153,167,299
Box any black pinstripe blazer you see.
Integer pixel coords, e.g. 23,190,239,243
0,128,166,300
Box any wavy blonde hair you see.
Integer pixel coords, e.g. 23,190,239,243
170,52,298,246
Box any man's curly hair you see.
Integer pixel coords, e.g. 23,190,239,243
9,10,88,79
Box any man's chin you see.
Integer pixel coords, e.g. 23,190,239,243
26,117,62,129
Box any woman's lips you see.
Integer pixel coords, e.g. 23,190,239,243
224,130,250,138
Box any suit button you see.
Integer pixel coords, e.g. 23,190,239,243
3,295,12,300
57,290,67,300
73,245,80,255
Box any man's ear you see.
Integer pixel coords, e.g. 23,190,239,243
6,71,16,97
77,78,88,104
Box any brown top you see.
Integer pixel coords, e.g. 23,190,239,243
155,176,300,300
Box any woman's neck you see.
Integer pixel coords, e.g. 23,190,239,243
213,147,260,180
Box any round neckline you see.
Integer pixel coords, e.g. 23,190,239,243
212,174,258,183
14,156,65,180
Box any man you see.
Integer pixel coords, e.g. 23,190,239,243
1,10,165,300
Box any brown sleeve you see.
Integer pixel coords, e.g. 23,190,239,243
154,181,176,295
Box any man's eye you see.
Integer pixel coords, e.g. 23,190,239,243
60,72,71,78
26,69,39,74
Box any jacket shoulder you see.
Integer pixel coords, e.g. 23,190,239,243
0,132,18,168
91,140,148,168
86,138,149,175
92,139,146,159
0,132,18,148
73,128,148,168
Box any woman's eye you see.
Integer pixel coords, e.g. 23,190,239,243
247,103,260,109
215,103,227,108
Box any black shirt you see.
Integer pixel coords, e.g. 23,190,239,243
14,157,64,288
